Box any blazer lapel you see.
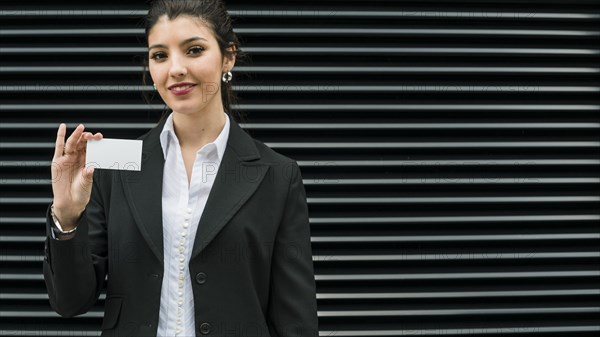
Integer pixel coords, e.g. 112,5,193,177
120,117,167,263
119,114,269,263
190,118,269,260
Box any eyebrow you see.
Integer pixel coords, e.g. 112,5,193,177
149,36,208,51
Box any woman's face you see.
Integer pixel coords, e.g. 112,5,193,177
147,15,234,116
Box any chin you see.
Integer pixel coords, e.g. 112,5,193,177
168,102,203,115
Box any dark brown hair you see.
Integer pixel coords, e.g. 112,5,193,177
141,0,246,123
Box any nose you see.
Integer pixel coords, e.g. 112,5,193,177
168,54,187,78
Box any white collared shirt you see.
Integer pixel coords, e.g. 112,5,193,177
156,112,230,337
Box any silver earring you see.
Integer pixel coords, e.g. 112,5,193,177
153,83,157,90
222,71,232,83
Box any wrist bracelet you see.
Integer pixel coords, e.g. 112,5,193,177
50,204,78,234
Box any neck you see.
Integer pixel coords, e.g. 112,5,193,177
171,108,226,150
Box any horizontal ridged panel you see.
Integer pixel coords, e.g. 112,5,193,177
0,0,599,336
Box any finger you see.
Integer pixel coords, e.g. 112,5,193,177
83,132,102,141
54,123,66,158
84,132,103,142
76,133,90,153
72,130,86,155
75,132,88,152
77,131,97,151
83,132,99,138
64,124,84,155
80,132,93,142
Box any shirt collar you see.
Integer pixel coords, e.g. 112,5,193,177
159,112,230,161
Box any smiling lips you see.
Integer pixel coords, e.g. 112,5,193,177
168,83,196,95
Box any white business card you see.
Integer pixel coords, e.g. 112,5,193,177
86,138,143,171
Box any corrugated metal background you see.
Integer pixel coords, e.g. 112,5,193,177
1,0,599,336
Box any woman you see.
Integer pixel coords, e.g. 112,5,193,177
43,1,319,336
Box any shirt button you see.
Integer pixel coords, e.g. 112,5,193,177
183,221,189,227
199,322,212,335
195,272,207,285
187,208,192,214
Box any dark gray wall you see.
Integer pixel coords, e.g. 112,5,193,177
1,0,599,336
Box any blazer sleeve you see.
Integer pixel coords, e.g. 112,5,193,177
43,168,109,317
267,161,319,337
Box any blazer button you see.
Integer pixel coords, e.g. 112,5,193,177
195,272,207,285
199,322,211,335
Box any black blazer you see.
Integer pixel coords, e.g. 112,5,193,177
43,115,319,336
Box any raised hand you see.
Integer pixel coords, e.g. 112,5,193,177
50,123,103,230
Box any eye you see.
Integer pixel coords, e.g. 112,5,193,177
150,52,166,61
188,46,204,55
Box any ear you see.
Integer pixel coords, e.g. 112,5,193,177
222,42,237,71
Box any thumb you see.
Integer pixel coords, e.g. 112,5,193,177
85,166,95,180
80,166,95,191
